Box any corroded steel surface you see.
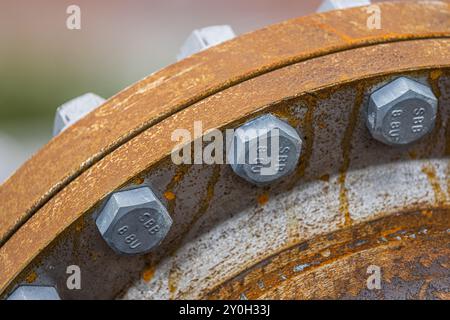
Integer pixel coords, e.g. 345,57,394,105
207,209,450,300
0,39,449,296
1,1,450,247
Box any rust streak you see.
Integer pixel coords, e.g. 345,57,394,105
193,166,222,226
257,193,270,206
164,191,176,201
426,70,443,156
24,271,37,284
338,86,364,227
142,265,156,283
164,164,191,213
169,165,222,299
418,278,432,300
429,70,443,98
287,96,317,240
421,164,446,205
293,96,317,181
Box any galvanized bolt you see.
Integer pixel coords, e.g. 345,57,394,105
53,93,105,136
366,77,438,146
317,0,371,12
96,187,172,255
7,285,61,300
227,114,302,185
177,25,235,61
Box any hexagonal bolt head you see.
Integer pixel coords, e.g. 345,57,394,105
53,93,105,136
177,25,235,61
7,285,60,300
96,187,173,255
317,0,371,12
366,77,438,146
227,114,302,185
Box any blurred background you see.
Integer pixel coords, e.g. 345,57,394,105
0,0,389,182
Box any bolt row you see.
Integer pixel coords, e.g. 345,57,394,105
69,76,439,256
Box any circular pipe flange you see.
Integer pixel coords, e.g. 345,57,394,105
0,2,450,299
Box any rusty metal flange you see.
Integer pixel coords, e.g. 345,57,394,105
0,2,449,299
0,40,449,298
1,1,450,246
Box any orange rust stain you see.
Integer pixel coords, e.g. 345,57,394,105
74,218,85,233
419,254,436,269
319,174,330,182
164,191,176,201
435,291,450,300
258,193,269,206
338,87,364,227
419,279,432,300
132,176,145,185
421,165,446,205
408,151,418,160
338,165,351,228
421,210,433,218
380,227,403,238
142,266,156,282
349,32,402,45
168,261,181,299
271,103,302,128
164,164,191,212
25,271,37,284
169,280,177,295
311,20,354,44
429,69,443,81
173,165,190,183
318,121,327,129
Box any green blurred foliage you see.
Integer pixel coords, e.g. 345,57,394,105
0,52,119,137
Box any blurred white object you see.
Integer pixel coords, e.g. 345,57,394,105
0,134,24,183
0,132,46,184
53,93,105,136
317,0,371,12
177,25,235,61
